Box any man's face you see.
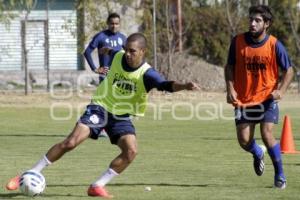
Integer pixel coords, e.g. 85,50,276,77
107,17,120,33
248,13,269,38
124,41,145,69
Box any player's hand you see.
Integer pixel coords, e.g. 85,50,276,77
99,47,112,55
95,67,109,75
270,90,282,101
185,82,200,90
226,88,238,104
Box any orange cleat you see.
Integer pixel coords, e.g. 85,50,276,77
87,185,114,198
6,176,20,190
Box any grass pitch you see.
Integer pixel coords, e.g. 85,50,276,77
0,92,300,200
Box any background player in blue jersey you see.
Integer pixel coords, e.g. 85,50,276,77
6,33,200,198
84,12,127,83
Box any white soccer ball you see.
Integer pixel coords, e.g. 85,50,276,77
19,170,46,197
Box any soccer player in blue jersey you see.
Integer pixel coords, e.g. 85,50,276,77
6,33,199,198
84,12,127,83
224,5,294,189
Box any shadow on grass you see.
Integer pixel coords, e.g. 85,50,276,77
0,192,87,198
0,135,244,141
0,193,25,199
0,183,210,198
2,183,275,198
43,193,87,197
0,134,65,137
285,162,300,166
199,137,236,141
112,183,210,187
48,182,210,188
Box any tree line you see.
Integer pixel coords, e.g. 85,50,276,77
142,0,300,72
1,0,299,72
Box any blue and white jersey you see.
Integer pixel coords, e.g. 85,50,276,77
84,30,127,71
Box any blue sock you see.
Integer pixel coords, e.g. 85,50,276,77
268,143,285,178
245,139,263,159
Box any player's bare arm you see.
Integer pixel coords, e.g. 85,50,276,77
224,64,238,104
171,82,200,92
271,67,294,100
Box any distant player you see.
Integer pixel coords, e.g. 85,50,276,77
84,12,127,83
224,5,294,189
6,33,200,198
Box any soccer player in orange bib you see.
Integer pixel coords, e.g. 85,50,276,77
224,5,294,189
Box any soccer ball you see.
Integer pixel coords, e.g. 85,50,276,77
19,170,46,197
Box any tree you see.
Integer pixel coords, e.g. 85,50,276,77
269,0,300,70
0,0,36,25
186,5,233,66
286,1,300,67
141,0,196,76
21,0,37,95
62,0,300,73
0,0,37,95
224,0,249,38
75,0,135,43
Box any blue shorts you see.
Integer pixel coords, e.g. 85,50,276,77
234,98,279,125
78,104,135,144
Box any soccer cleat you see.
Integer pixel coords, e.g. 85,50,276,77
87,185,114,198
253,145,266,176
6,175,20,190
99,129,108,138
274,175,287,189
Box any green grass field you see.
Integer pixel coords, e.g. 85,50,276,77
1,93,300,200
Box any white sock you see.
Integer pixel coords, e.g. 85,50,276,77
92,168,119,187
30,155,52,172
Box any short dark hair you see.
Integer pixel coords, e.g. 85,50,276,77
127,33,147,49
107,12,120,23
249,5,273,25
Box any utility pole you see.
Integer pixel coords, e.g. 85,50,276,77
22,20,29,95
153,0,157,69
176,0,182,52
46,0,50,92
22,0,37,95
